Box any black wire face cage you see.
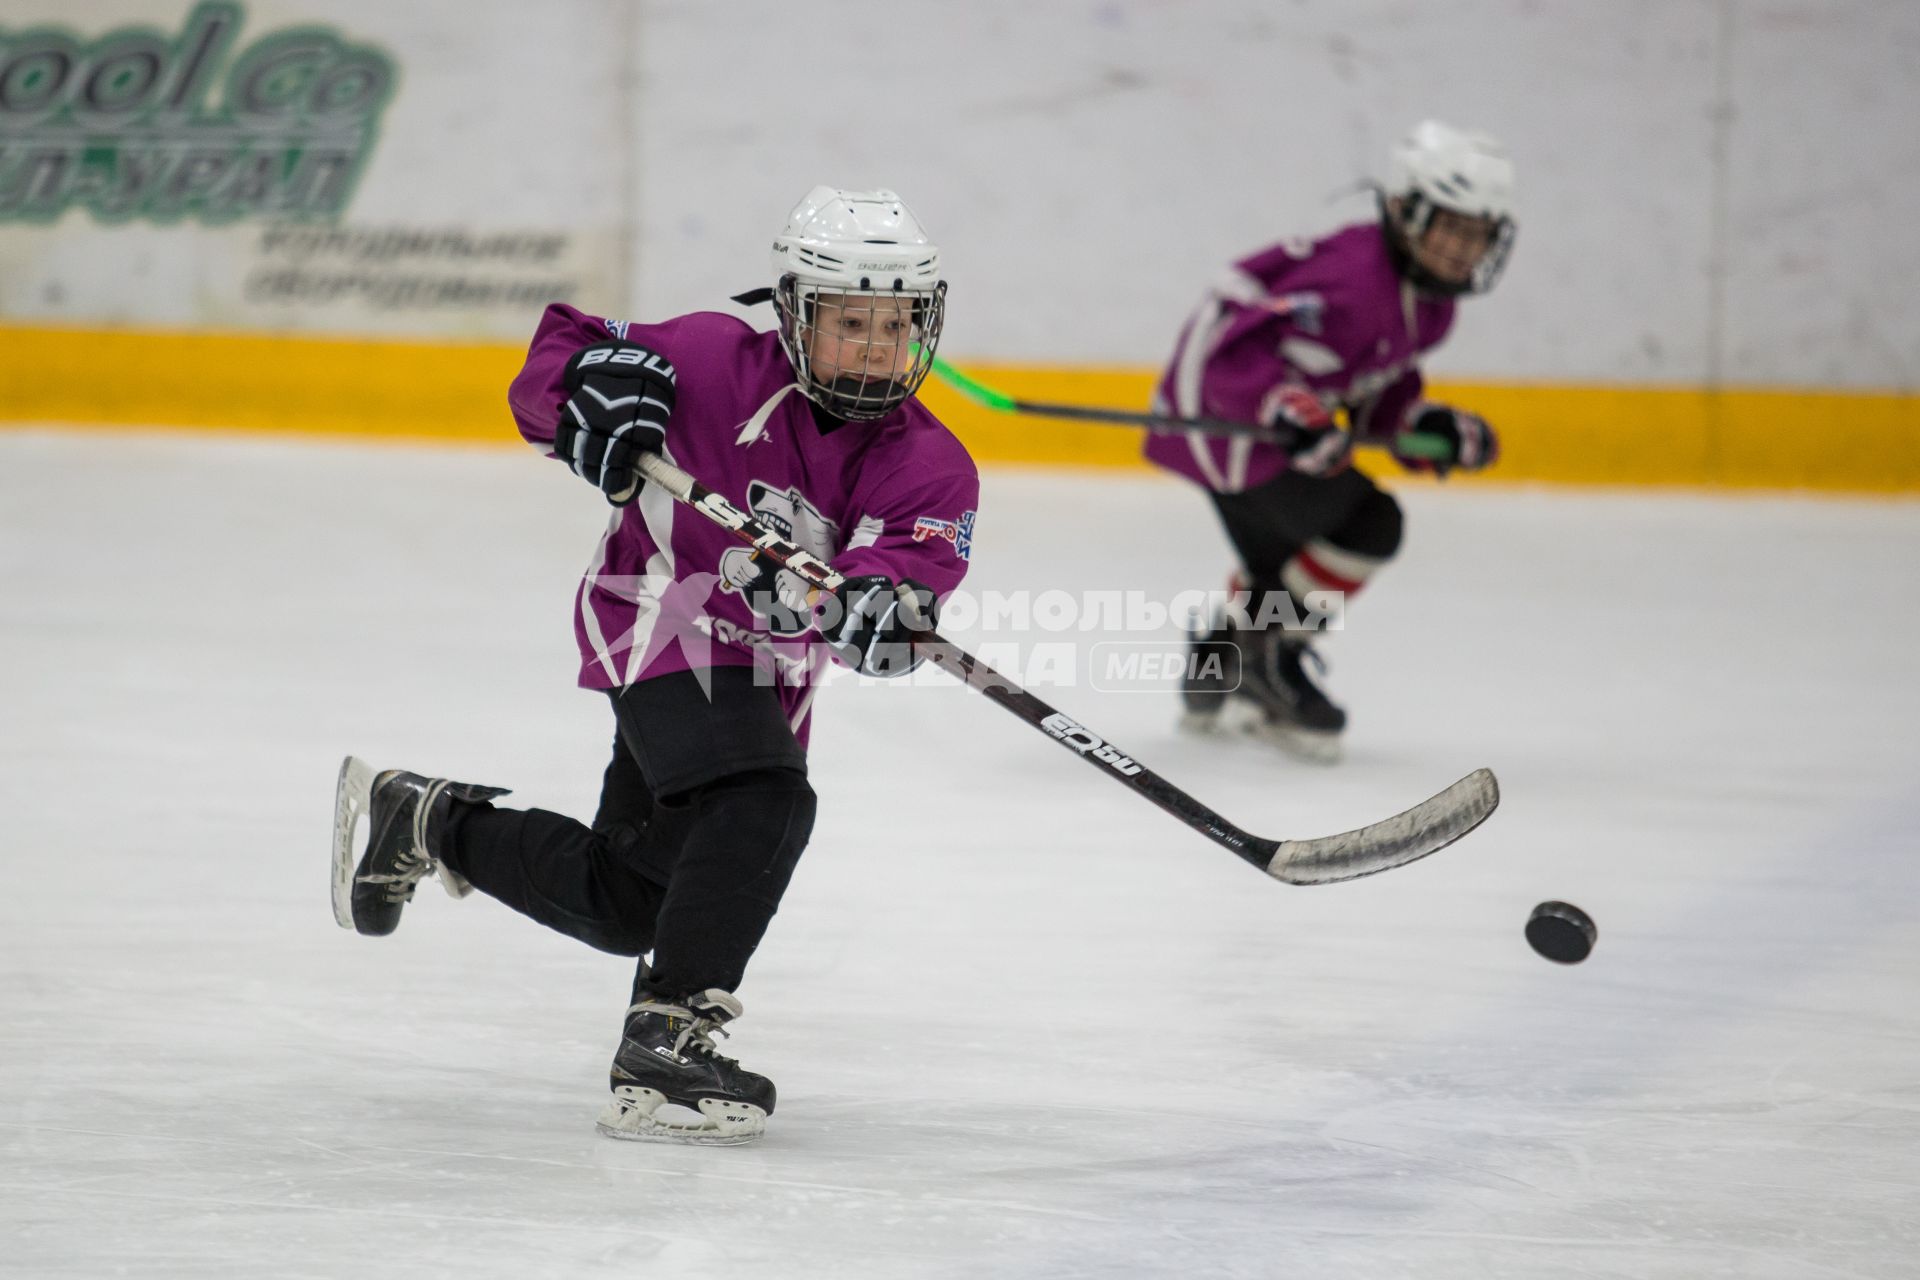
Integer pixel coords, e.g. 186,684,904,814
774,276,947,421
1382,192,1516,297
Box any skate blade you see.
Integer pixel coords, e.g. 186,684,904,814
1247,716,1344,765
330,756,377,930
596,1087,767,1146
1177,708,1226,736
1205,701,1343,764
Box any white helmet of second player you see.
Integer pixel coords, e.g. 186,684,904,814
771,186,947,421
1382,121,1517,295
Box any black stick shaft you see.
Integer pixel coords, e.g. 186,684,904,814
636,454,1277,869
1009,396,1297,440
913,636,1271,864
922,359,1455,460
1003,395,1456,460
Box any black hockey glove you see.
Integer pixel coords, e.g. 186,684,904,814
554,342,677,505
1393,403,1498,477
818,576,939,678
1261,384,1351,477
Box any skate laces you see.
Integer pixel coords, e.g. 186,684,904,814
357,844,432,903
1257,634,1333,710
1266,633,1326,678
358,773,455,904
677,1017,733,1063
347,772,430,902
630,1000,739,1066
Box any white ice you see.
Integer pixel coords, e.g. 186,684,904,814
3,430,1917,1280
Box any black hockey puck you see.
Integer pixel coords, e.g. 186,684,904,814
1526,901,1596,964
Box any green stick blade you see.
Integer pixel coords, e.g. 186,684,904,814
924,353,1019,412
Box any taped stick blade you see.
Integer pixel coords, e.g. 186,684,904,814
1265,768,1499,885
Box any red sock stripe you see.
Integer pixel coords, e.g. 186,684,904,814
1292,549,1367,594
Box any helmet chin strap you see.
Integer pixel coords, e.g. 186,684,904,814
814,373,905,418
729,288,776,307
824,372,902,397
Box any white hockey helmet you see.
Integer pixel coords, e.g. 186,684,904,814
1382,120,1517,295
770,186,947,421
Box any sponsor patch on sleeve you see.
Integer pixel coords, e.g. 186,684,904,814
911,510,976,561
1262,290,1325,334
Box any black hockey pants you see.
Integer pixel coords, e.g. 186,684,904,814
1208,465,1404,612
439,668,817,1001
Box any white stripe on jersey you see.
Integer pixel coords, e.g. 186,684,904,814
620,449,685,687
845,513,885,552
1171,305,1233,492
578,507,624,686
735,384,801,447
787,672,822,734
1224,434,1255,491
1169,267,1269,493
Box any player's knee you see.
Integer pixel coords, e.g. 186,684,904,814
585,918,655,957
1340,490,1404,561
688,767,818,877
569,830,662,956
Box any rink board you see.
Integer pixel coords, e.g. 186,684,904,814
4,322,1918,493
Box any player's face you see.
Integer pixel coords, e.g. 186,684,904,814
806,293,917,385
1411,207,1499,287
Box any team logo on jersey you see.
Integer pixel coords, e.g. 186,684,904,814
717,481,840,637
745,481,837,547
603,318,633,340
912,509,975,561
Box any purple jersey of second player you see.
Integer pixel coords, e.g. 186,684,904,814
508,303,980,746
1144,222,1457,493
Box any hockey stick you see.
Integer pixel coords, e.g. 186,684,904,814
926,355,1455,461
635,453,1498,885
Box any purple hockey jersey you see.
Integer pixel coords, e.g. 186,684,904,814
508,303,980,745
1144,222,1456,493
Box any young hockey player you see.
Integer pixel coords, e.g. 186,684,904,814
1146,121,1514,762
330,188,978,1145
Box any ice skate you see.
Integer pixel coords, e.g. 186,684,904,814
1176,618,1242,736
330,756,509,936
597,989,774,1146
1234,632,1346,764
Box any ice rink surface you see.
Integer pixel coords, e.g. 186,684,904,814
4,430,1918,1279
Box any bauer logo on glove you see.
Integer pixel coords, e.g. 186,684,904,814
554,341,678,505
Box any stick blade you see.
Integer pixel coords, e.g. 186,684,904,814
1264,768,1499,885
